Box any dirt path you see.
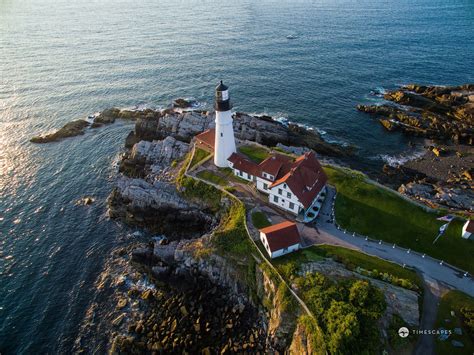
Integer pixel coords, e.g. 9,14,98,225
414,275,445,355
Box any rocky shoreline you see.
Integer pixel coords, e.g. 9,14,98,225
358,84,473,212
71,99,436,353
357,84,473,145
73,106,312,353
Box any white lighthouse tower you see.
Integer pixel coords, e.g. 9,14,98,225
214,81,236,167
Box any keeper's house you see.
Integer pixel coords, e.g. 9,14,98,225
462,220,474,239
228,151,327,222
259,221,301,258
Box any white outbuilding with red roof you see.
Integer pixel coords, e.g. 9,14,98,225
259,221,301,258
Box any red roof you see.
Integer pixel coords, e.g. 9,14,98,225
259,221,301,252
270,151,327,209
195,128,215,150
465,220,474,233
228,153,260,176
259,154,292,178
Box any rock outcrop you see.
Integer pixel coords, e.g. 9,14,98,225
120,136,189,179
359,84,474,211
173,98,198,109
134,236,301,352
30,119,90,143
108,177,216,237
129,109,350,157
398,182,474,211
357,84,474,145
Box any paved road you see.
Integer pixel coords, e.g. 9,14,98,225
303,186,474,297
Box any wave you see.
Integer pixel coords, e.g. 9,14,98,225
369,87,387,97
374,149,425,167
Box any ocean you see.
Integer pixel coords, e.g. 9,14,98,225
0,0,473,352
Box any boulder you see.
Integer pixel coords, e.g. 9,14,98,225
173,98,197,109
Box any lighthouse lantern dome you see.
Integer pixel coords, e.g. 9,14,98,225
215,80,232,111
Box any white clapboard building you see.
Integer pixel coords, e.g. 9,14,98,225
228,151,327,222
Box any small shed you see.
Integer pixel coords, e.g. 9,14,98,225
259,220,301,259
462,220,474,239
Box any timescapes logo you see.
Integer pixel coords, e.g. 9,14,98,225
398,327,452,337
398,327,409,338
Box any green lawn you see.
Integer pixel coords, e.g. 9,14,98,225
324,165,474,274
238,145,270,163
251,211,272,229
434,290,474,354
196,170,228,186
190,148,210,168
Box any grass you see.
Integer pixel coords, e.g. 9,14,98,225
196,170,228,186
189,148,210,168
219,167,252,184
324,165,474,274
212,200,254,256
211,200,263,303
238,145,270,163
434,290,474,355
251,211,272,229
272,244,423,291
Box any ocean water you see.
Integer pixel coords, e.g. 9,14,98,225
0,0,473,352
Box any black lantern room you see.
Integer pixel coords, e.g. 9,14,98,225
214,80,232,111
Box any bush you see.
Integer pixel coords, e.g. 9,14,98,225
296,273,386,354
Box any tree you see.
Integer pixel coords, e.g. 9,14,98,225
325,300,360,354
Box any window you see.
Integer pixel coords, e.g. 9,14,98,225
273,196,278,203
287,192,291,198
263,183,268,190
239,170,243,176
284,183,287,189
278,188,283,195
289,202,295,210
220,133,223,137
247,173,251,179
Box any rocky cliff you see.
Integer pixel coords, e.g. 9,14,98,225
129,109,350,157
130,235,303,353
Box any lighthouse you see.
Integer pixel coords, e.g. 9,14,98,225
214,81,236,167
